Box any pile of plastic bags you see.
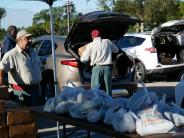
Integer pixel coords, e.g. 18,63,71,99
44,83,184,136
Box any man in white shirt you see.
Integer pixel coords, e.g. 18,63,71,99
80,29,119,96
0,30,42,106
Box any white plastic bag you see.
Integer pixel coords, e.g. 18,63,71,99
156,94,172,113
164,111,184,127
111,108,136,133
56,86,84,105
77,89,94,103
104,106,121,125
87,106,106,123
55,101,75,114
136,117,174,136
136,106,174,136
69,103,87,119
127,83,158,112
113,97,128,108
164,102,184,126
94,89,114,108
175,80,184,107
44,97,56,112
69,97,102,119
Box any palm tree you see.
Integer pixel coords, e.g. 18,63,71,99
0,8,6,28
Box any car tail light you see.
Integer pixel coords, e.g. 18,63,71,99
61,59,78,67
145,47,157,53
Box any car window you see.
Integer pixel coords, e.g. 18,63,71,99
117,36,145,48
37,40,57,56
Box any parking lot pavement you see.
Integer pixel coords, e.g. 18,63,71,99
138,81,178,103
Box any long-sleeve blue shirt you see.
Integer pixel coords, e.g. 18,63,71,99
2,35,16,57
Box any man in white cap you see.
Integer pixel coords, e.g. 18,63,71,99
0,30,42,106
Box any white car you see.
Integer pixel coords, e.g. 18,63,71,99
117,20,184,82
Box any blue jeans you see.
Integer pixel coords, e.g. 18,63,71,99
91,66,112,96
23,83,42,106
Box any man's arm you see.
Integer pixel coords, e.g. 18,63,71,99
110,40,119,53
3,38,11,54
80,44,91,63
0,69,4,86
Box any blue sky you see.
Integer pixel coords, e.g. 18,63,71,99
1,0,98,29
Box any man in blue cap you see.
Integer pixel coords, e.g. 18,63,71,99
80,29,119,96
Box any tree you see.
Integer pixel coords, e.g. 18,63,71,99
0,7,6,28
0,28,6,41
143,0,180,30
31,6,79,36
26,25,49,37
89,0,182,31
179,1,184,19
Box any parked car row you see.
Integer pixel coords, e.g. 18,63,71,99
32,11,184,102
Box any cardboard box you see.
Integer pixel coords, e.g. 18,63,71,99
0,125,9,138
10,134,37,138
78,45,86,57
160,56,171,65
9,123,37,138
7,110,35,125
0,86,9,100
0,113,6,125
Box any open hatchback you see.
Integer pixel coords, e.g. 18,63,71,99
64,11,141,96
151,20,184,80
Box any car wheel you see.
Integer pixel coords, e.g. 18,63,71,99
135,62,146,82
178,71,184,81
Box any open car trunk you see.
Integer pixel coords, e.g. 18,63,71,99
64,11,141,95
75,45,135,83
152,20,184,65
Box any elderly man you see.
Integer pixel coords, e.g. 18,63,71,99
0,30,42,106
80,29,119,96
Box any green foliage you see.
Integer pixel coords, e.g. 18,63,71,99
0,7,6,20
179,2,184,19
92,0,183,31
0,28,6,42
31,6,79,36
143,0,180,30
0,7,6,29
97,0,112,11
26,25,49,37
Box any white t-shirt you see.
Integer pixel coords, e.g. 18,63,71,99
80,37,119,66
0,45,42,85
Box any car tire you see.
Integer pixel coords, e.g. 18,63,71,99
135,62,146,82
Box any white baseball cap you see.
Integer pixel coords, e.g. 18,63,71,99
16,30,32,40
